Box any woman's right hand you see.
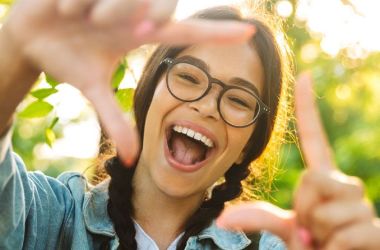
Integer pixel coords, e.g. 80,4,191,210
1,0,256,165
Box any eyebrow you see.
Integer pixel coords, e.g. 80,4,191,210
177,55,260,96
177,55,210,71
230,78,260,96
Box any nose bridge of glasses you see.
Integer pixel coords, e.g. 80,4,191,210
188,80,221,119
199,80,223,104
206,78,225,97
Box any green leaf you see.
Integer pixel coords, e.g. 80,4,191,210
18,100,54,118
45,74,60,88
115,88,134,112
111,62,128,89
49,117,59,129
31,88,58,99
45,128,56,148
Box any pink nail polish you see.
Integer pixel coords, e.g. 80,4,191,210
297,227,312,246
246,25,256,36
125,158,134,167
134,21,155,37
215,219,224,228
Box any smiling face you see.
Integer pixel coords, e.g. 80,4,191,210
135,43,264,200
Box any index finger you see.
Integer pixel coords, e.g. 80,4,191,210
295,71,335,170
140,19,256,45
85,85,140,166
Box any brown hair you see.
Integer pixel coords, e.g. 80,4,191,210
103,5,293,250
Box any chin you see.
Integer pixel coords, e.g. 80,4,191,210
151,162,208,199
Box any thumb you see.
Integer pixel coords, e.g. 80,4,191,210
85,85,140,166
216,201,295,243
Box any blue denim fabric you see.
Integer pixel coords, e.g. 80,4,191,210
0,130,286,250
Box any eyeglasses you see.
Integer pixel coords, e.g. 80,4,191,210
162,57,270,128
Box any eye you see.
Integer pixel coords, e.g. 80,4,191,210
177,73,200,85
228,96,250,108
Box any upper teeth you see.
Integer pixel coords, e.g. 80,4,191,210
173,125,214,148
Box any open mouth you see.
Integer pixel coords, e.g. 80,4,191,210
166,124,215,169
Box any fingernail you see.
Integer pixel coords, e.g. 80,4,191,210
215,218,225,228
242,24,256,38
134,20,155,37
297,227,312,246
125,157,134,167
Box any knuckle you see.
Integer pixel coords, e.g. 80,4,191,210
361,201,376,219
300,170,315,187
311,206,327,225
348,176,365,198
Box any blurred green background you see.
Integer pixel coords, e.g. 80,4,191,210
1,0,379,213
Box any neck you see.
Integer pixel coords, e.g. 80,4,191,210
132,163,205,249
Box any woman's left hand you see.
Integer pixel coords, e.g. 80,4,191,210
295,169,380,249
216,73,380,249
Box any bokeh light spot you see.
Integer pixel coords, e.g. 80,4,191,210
335,84,352,100
275,0,293,18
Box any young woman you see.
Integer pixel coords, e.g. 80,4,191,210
0,1,291,249
102,6,293,249
1,0,378,250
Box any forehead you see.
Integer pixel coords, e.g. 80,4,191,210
177,43,264,94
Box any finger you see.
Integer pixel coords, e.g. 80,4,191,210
295,170,365,228
325,221,380,250
141,19,256,45
216,201,295,242
295,71,335,170
84,85,140,166
310,200,374,243
90,0,146,27
147,0,177,22
58,0,94,18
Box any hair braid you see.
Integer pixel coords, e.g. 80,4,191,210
106,156,137,250
176,164,250,249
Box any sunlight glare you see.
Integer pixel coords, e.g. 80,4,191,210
275,0,293,18
301,43,319,63
46,84,88,122
335,85,352,101
119,52,147,89
0,4,7,19
36,118,100,159
297,0,380,55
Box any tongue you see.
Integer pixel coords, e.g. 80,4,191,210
171,133,206,165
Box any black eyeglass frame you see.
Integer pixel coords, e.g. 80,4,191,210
162,57,270,128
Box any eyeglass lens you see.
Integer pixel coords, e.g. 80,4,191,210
167,62,260,127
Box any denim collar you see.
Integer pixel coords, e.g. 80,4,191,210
83,180,251,250
195,221,251,249
83,179,115,237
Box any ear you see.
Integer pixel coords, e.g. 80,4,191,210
235,151,244,165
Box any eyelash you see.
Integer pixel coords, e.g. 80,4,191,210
178,73,199,84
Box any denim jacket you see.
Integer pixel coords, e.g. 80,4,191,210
0,129,286,250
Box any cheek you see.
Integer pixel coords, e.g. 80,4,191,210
146,81,173,120
207,128,254,183
227,126,255,158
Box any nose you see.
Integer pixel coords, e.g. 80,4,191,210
188,85,221,121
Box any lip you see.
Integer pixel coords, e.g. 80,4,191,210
163,120,218,173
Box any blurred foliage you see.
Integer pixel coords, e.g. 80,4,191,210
268,0,380,214
0,0,11,5
1,0,380,214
